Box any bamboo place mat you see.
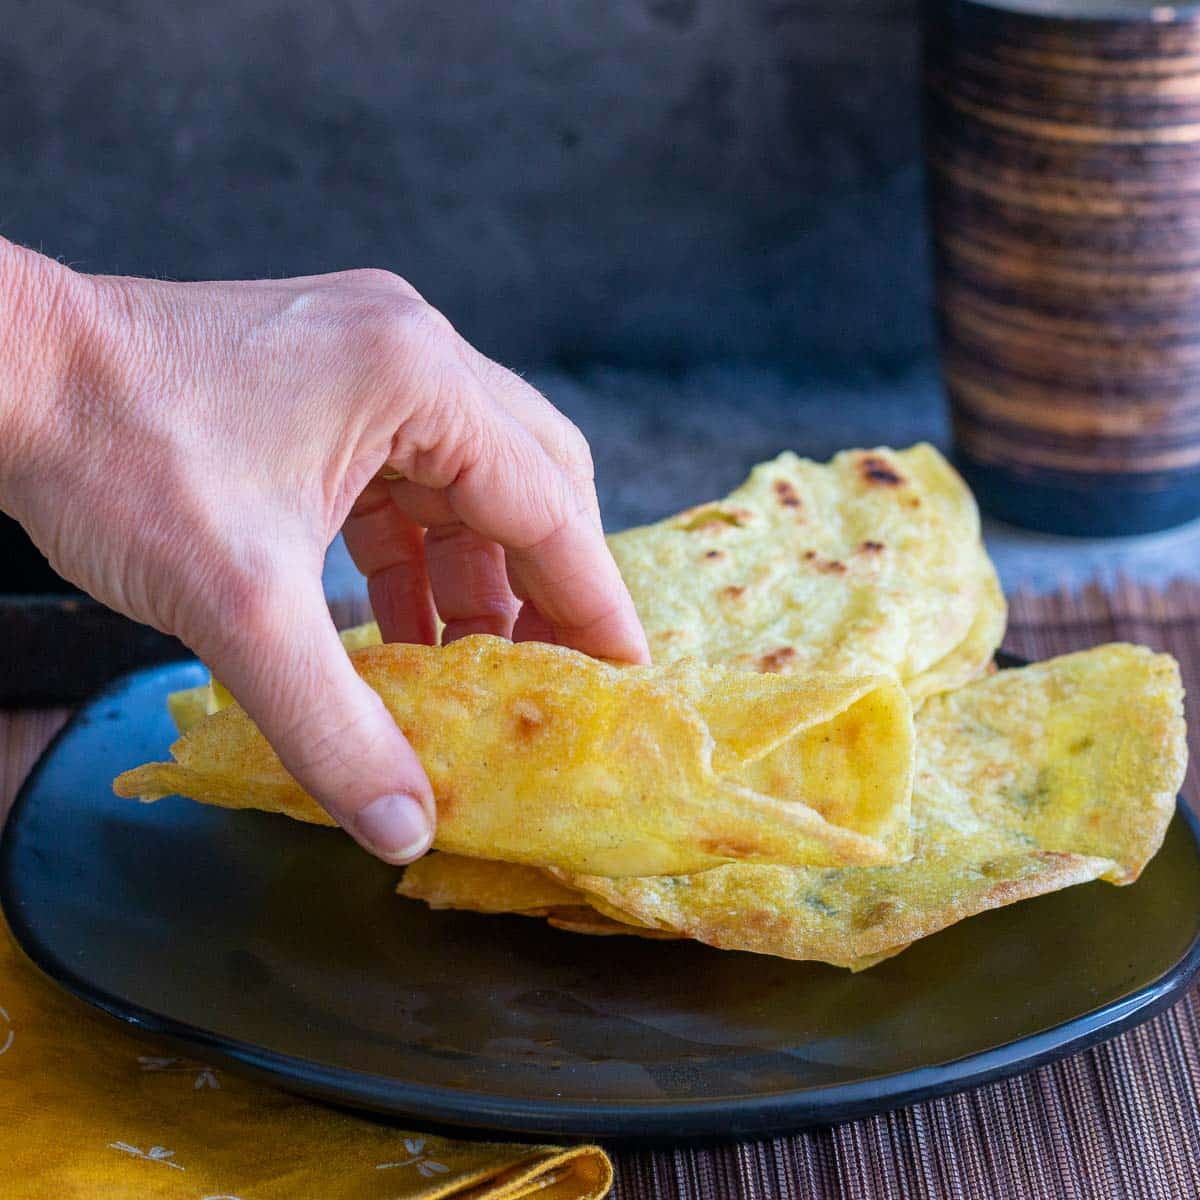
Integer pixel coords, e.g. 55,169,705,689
2,581,1199,1199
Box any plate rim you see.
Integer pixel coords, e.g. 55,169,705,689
3,657,1200,1141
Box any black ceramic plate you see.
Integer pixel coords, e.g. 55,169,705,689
3,659,1200,1141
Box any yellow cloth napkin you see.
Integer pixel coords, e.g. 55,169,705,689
0,920,612,1200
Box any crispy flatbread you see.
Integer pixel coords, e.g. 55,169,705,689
396,854,680,941
542,910,683,940
396,852,906,964
117,634,915,876
609,444,1003,701
397,854,582,916
558,645,1186,966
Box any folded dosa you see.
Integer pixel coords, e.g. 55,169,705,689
392,646,1184,968
117,634,915,876
561,645,1185,963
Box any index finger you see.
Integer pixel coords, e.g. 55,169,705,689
505,505,650,664
398,403,649,665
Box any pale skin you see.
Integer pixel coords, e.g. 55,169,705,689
0,238,649,864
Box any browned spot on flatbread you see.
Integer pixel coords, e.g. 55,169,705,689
700,835,763,860
675,506,753,533
703,549,724,561
739,908,792,940
546,909,684,940
859,540,884,554
721,584,748,601
985,853,1076,903
511,698,545,738
852,899,899,931
773,479,802,508
759,646,797,673
858,454,905,487
801,549,845,574
984,878,1030,903
434,787,456,818
837,712,865,750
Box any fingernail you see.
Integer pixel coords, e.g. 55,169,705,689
353,794,433,863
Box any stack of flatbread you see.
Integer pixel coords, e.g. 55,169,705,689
116,445,1187,970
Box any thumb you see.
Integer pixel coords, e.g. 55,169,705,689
200,577,435,865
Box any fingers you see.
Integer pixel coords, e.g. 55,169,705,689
202,573,436,865
503,501,650,663
512,601,556,645
343,479,438,645
450,353,645,661
345,479,521,644
389,396,649,664
423,522,520,643
354,295,648,663
458,344,599,500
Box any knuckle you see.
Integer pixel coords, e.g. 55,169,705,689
513,479,581,553
312,268,418,342
399,299,456,350
422,521,475,557
557,420,594,479
206,564,281,645
349,297,456,390
391,382,481,488
346,299,410,361
337,267,422,302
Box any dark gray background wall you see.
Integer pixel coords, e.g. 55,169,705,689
0,0,933,373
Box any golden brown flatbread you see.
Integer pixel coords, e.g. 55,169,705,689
559,645,1186,966
117,634,915,876
608,444,1003,701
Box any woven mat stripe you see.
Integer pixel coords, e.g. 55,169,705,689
1048,1054,1113,1199
611,584,1200,1200
1,709,67,821
924,1095,978,1200
1169,996,1200,1195
1124,1019,1191,1194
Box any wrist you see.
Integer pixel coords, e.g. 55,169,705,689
0,239,99,501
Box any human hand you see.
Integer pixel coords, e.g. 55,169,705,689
0,245,648,863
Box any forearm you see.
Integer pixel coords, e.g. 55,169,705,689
0,238,95,502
